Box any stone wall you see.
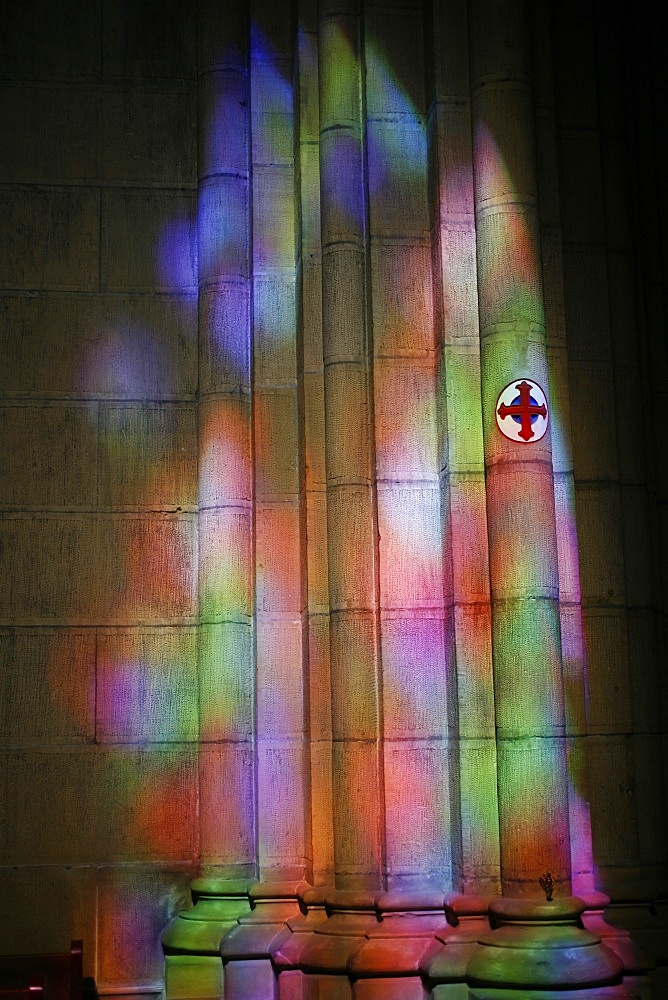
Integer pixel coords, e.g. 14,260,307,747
0,0,666,993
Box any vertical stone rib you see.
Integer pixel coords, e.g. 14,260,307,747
531,0,593,894
251,0,311,882
196,0,256,877
469,0,570,895
299,0,335,886
318,0,384,888
428,0,501,896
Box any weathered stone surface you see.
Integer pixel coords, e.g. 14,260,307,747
0,865,96,967
0,403,97,507
96,626,198,743
0,513,197,624
0,747,198,863
0,628,95,742
0,293,197,399
0,187,99,290
97,866,193,988
99,403,197,509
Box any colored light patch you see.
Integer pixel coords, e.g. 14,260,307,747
156,211,197,291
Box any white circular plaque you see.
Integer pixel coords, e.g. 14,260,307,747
495,378,548,443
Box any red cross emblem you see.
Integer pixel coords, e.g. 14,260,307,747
495,379,548,443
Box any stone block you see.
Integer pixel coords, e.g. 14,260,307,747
354,977,423,1000
0,747,198,864
324,364,373,484
198,396,252,506
0,187,99,291
552,13,598,130
582,608,632,734
0,293,197,399
199,283,251,394
558,131,606,244
440,347,485,472
553,472,582,605
199,622,254,742
373,359,438,481
299,141,321,251
0,84,99,184
99,87,196,185
0,628,95,742
198,175,250,283
304,372,326,491
438,225,479,343
256,619,306,739
433,102,475,218
255,389,300,499
257,741,309,879
306,492,329,612
223,958,275,1000
102,1,196,80
559,604,587,736
0,513,197,625
101,189,197,293
496,736,571,891
380,614,450,739
473,85,538,205
298,22,319,138
252,59,295,166
492,597,565,738
0,865,96,970
199,69,249,179
587,735,639,869
458,737,501,893
199,508,252,623
253,165,297,270
370,243,434,357
613,366,647,485
0,403,97,508
96,626,198,743
99,403,197,509
607,252,641,365
97,865,193,990
429,0,469,100
453,603,495,739
310,740,335,887
0,2,101,79
383,739,453,885
485,462,559,600
447,473,490,603
319,130,365,245
626,609,661,733
302,258,324,371
562,247,611,360
620,485,654,607
377,484,443,610
365,6,425,115
199,745,256,868
321,245,366,362
326,486,376,611
575,483,625,604
367,120,429,238
329,611,379,741
254,276,298,383
255,503,303,613
331,740,383,884
568,361,619,480
475,206,544,333
632,735,666,868
308,615,331,741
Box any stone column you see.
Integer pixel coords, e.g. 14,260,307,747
196,0,256,877
428,0,501,895
318,0,384,888
469,0,571,896
251,0,311,882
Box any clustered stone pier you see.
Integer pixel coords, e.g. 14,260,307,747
162,879,656,998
